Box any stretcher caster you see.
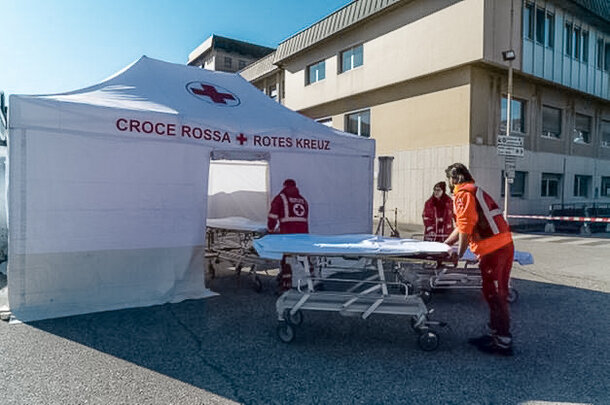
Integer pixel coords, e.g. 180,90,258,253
253,276,263,293
418,331,439,351
507,287,519,303
283,308,303,326
277,322,295,343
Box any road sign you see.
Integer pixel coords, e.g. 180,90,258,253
505,157,516,171
497,134,524,147
497,144,524,157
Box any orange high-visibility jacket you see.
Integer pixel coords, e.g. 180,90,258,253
453,182,512,256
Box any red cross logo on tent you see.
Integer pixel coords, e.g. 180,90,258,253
293,203,305,217
186,81,240,107
236,133,247,145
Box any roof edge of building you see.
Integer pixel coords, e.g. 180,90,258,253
274,0,404,64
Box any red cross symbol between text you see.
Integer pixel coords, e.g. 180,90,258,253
236,133,247,145
191,84,235,104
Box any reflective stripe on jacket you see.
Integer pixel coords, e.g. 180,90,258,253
453,182,512,256
267,186,309,234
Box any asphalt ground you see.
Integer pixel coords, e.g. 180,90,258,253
0,232,609,405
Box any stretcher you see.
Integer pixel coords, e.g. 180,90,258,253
253,234,452,351
205,217,279,292
394,247,533,304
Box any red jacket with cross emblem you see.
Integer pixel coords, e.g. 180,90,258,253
267,185,309,234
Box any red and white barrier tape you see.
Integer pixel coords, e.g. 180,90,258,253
507,214,610,223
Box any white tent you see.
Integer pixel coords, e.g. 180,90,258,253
7,56,375,322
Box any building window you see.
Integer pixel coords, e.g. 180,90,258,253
582,31,589,63
541,173,561,197
573,26,581,59
501,171,527,197
601,177,610,197
602,120,610,148
316,118,333,127
224,56,232,69
597,38,605,69
535,8,545,45
574,113,591,144
606,43,610,72
573,175,591,198
238,60,247,70
565,23,573,55
545,13,555,48
306,60,325,85
524,5,553,48
524,3,534,40
267,84,277,101
340,44,363,73
542,105,561,138
345,110,370,137
500,97,526,134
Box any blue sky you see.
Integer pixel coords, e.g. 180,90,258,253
0,0,351,96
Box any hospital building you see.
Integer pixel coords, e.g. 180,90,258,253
190,0,610,225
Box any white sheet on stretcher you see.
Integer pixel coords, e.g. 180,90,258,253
206,217,268,233
253,234,451,260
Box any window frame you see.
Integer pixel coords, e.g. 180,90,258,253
601,176,610,197
541,173,561,197
565,23,573,56
601,119,610,148
501,171,528,198
574,113,592,144
224,56,232,69
306,60,326,85
267,84,277,101
339,44,364,74
597,37,605,69
573,174,591,198
344,109,371,138
541,105,562,139
500,96,526,135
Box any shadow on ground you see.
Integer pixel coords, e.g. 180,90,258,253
26,270,610,404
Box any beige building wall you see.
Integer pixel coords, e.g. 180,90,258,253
281,0,486,112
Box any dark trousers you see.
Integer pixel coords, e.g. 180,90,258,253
479,242,514,337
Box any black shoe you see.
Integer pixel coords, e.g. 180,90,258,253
475,340,514,357
468,335,493,346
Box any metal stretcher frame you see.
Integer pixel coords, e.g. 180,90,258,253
274,252,447,351
205,224,279,292
404,234,530,303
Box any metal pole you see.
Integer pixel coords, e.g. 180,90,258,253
504,65,513,220
503,0,515,221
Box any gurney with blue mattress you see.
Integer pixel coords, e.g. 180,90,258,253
253,234,452,351
395,245,534,303
205,217,279,292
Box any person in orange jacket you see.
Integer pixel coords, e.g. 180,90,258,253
422,181,454,242
443,163,515,356
268,179,309,292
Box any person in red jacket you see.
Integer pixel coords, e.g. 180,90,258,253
268,179,309,291
443,163,515,356
422,181,454,242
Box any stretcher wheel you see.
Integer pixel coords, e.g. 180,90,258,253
418,331,439,351
283,308,303,326
277,322,295,343
507,287,519,303
252,276,263,293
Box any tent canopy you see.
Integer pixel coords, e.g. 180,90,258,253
7,56,375,322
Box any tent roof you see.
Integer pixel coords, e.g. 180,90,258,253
10,56,374,156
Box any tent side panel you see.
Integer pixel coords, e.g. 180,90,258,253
7,127,213,321
8,245,211,322
269,153,374,234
